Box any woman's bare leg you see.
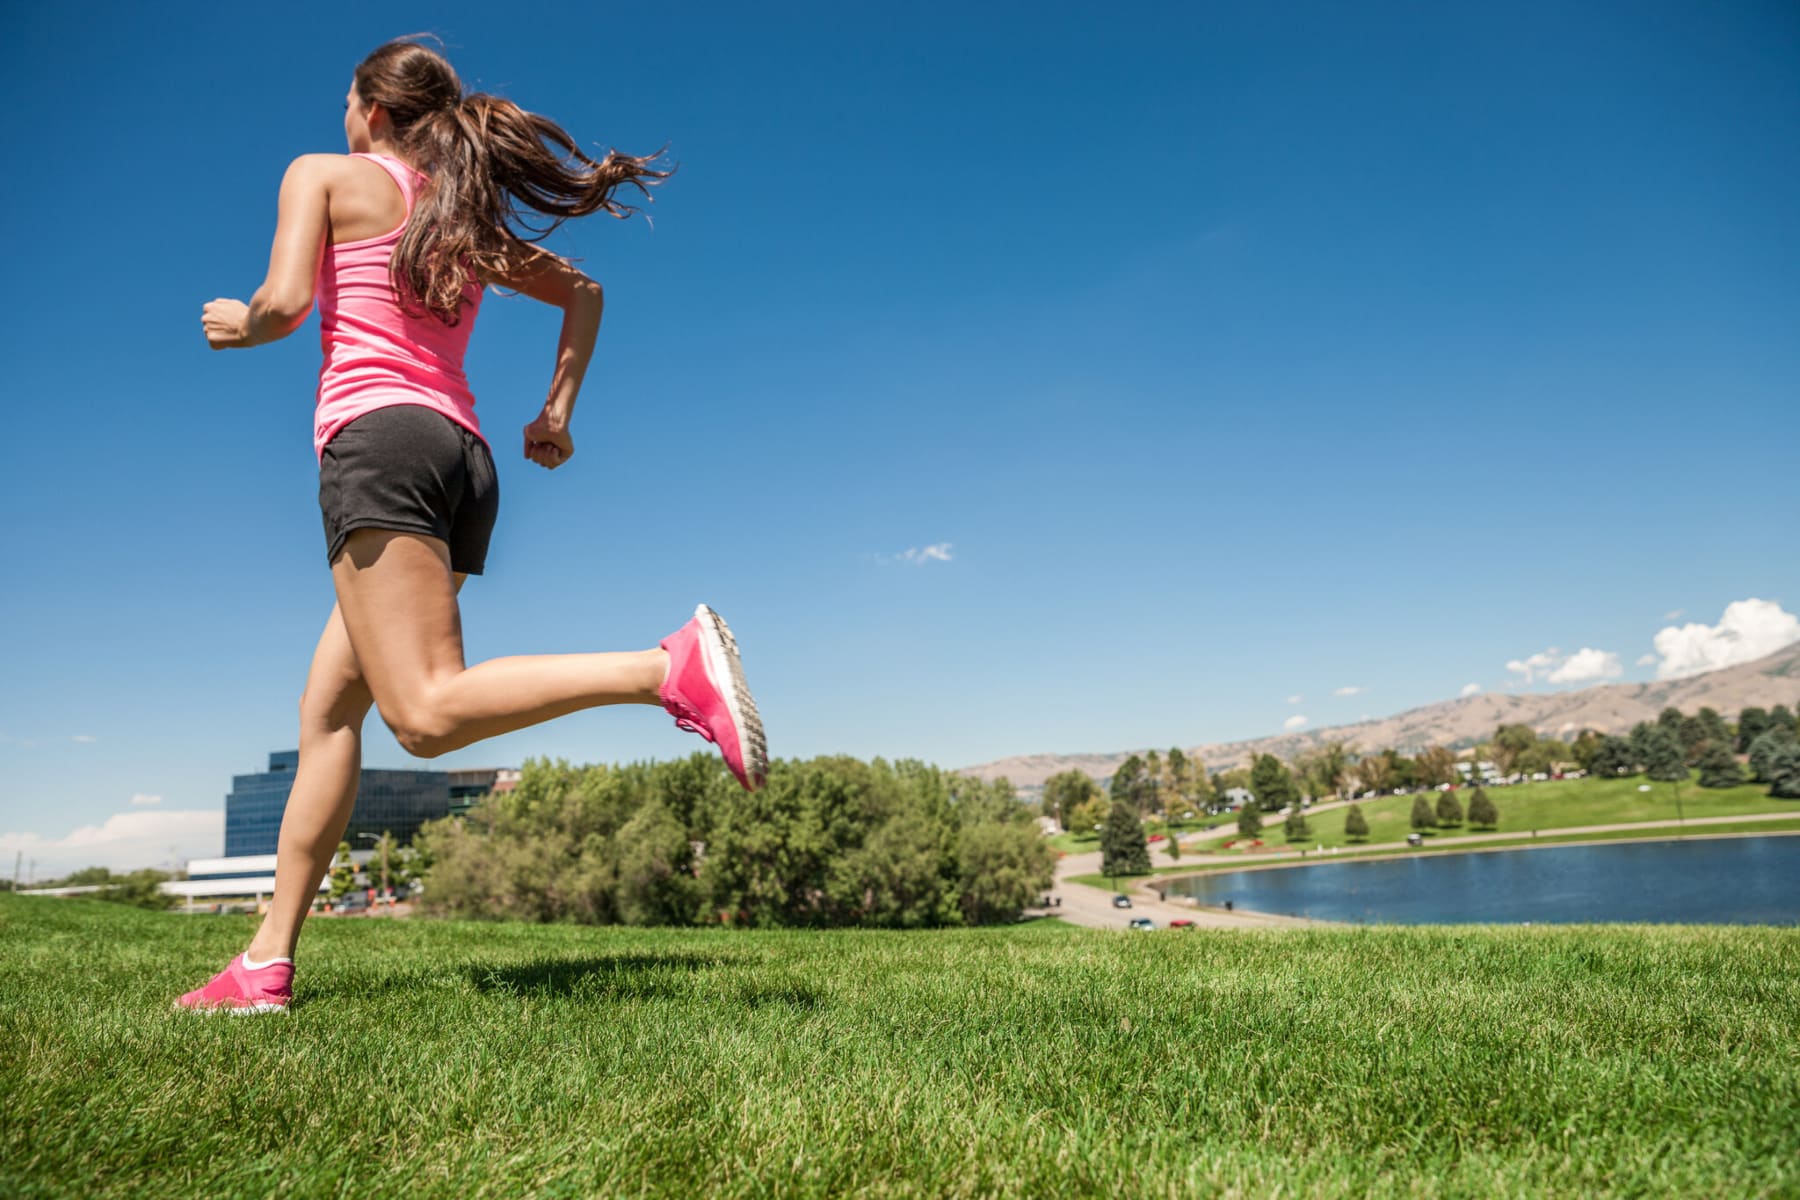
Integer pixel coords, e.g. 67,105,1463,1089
330,527,670,759
243,575,467,963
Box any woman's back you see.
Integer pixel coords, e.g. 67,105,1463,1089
313,151,485,463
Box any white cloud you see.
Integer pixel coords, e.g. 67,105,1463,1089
1636,653,1658,667
1,810,222,878
1283,715,1309,731
1505,645,1620,686
1505,648,1562,682
877,543,954,566
129,793,162,807
1663,609,1684,622
1459,683,1481,698
1333,686,1364,697
70,735,97,744
1285,694,1303,705
1547,648,1623,685
1650,598,1800,680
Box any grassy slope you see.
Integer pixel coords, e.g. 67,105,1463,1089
1284,773,1791,850
4,896,1798,1198
1058,773,1792,858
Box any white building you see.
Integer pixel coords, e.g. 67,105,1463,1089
159,850,378,903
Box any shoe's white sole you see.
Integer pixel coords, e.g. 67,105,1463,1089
694,603,768,789
172,1000,289,1016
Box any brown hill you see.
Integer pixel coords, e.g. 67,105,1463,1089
961,641,1800,788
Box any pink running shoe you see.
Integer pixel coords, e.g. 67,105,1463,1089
660,603,768,791
173,953,293,1015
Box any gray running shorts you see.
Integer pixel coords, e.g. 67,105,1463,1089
318,404,499,575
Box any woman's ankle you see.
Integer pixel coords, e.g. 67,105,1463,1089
246,934,296,964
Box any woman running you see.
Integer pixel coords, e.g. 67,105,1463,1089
176,35,766,1014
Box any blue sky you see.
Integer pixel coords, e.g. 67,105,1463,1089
3,1,1798,876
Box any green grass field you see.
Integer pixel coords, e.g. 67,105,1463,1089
1248,773,1791,851
4,896,1797,1197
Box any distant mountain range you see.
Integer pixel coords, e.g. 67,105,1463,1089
960,642,1800,789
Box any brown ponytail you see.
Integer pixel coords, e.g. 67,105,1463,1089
352,34,674,325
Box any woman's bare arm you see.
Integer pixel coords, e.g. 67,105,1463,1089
203,155,330,349
480,251,605,434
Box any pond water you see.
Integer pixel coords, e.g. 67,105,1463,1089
1160,835,1800,925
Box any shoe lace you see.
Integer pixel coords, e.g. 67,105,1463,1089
671,709,716,744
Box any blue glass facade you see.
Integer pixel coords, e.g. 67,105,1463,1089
223,751,505,856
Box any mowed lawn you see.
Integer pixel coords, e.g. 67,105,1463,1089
3,896,1797,1199
1242,773,1794,851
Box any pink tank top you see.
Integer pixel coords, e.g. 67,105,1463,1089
312,152,489,462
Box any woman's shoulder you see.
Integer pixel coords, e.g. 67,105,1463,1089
282,152,422,182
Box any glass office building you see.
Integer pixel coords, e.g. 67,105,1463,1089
223,751,516,857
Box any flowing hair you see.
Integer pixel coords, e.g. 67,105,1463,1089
351,34,674,325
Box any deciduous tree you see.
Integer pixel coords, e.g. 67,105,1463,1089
1043,770,1100,832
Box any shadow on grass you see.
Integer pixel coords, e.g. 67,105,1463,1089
470,953,723,998
466,955,824,1010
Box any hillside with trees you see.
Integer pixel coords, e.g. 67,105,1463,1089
964,642,1800,788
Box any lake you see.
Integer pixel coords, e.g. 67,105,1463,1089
1160,835,1800,925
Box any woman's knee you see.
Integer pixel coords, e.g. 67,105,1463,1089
375,685,460,758
299,681,374,733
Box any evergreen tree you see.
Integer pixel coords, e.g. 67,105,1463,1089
1768,742,1800,800
1696,707,1730,751
1144,750,1163,814
1570,729,1606,770
1164,829,1183,862
1736,707,1769,754
1249,753,1299,813
1643,728,1689,782
1100,798,1152,876
1283,809,1310,842
1677,715,1709,763
1236,795,1263,838
1466,787,1499,829
1628,722,1658,772
1749,729,1799,783
1590,736,1635,778
1435,790,1464,827
1410,794,1438,831
1343,804,1369,841
1657,706,1685,736
1696,743,1743,789
1769,705,1798,737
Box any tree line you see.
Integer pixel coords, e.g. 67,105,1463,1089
411,753,1053,928
1050,702,1799,876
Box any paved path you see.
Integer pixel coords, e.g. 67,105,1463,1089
1045,809,1800,930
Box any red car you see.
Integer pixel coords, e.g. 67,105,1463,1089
1169,919,1195,929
